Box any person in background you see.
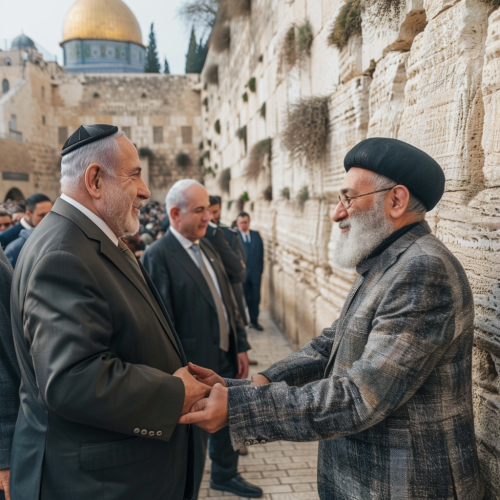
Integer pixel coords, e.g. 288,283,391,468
236,212,264,331
0,194,52,249
11,210,25,225
123,233,146,260
0,211,13,233
142,180,261,499
4,195,53,268
0,246,20,500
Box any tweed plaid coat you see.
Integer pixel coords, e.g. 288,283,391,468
226,222,483,500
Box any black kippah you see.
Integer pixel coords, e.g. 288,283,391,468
344,138,445,211
61,124,119,156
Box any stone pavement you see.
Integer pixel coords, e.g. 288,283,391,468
199,310,320,500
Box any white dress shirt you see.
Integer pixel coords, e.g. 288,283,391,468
60,194,119,246
169,226,230,331
20,217,32,230
239,229,251,243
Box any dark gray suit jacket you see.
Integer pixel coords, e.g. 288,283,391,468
10,198,193,500
142,229,250,372
227,222,482,499
0,247,20,470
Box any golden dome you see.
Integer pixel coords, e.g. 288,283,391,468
62,0,143,46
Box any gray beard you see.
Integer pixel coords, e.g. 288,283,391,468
101,179,140,238
333,194,395,270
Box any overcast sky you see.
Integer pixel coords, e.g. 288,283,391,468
1,0,197,74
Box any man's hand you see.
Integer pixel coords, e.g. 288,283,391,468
178,383,228,433
236,352,249,379
187,362,227,388
0,469,11,500
173,367,211,415
251,373,270,386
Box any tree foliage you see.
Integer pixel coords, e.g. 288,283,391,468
186,26,208,73
145,23,161,73
164,57,170,74
178,0,218,33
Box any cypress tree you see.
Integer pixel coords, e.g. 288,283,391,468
145,23,161,73
164,57,170,74
194,37,208,73
185,26,198,73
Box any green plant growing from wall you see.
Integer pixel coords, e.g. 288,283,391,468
204,166,216,177
203,97,209,108
203,150,211,160
225,0,251,18
211,23,230,52
282,95,330,165
176,152,192,168
236,125,247,141
260,102,266,119
199,141,204,150
481,0,500,4
296,19,313,59
139,147,153,157
297,185,310,207
205,64,219,84
199,157,204,166
242,92,248,102
227,199,234,210
247,77,256,92
219,168,231,193
280,187,290,200
245,138,272,180
214,119,221,134
278,26,297,72
207,139,212,146
328,0,363,49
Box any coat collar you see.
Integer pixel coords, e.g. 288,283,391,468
52,198,182,359
356,221,431,276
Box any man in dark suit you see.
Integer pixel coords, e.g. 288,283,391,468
9,125,209,500
236,212,264,330
0,194,52,249
142,180,262,499
0,247,20,500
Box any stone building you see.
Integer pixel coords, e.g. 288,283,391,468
201,0,500,496
0,39,202,202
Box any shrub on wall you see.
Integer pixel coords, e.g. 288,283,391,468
297,19,313,59
260,102,266,118
176,152,191,168
139,147,153,158
279,26,297,72
205,64,219,85
280,187,290,200
214,119,221,134
282,96,330,165
263,185,273,201
328,0,363,49
203,97,209,109
221,0,251,18
242,92,248,102
297,185,310,207
247,77,256,92
245,138,272,180
212,24,231,53
203,150,211,160
481,0,500,4
204,166,216,177
236,125,247,142
219,168,231,193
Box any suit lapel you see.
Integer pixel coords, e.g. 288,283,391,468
52,199,182,359
165,231,217,314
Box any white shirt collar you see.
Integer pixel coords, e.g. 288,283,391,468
169,226,198,250
20,217,32,230
60,194,119,246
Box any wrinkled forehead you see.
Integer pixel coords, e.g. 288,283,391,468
184,184,209,211
341,167,375,195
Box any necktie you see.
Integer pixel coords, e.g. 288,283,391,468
118,239,146,283
191,243,229,352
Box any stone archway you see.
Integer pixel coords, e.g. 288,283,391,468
4,187,24,202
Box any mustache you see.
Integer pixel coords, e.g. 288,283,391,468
339,220,351,230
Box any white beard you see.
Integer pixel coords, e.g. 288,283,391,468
101,179,140,238
333,194,395,270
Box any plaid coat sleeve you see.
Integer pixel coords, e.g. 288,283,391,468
227,254,455,448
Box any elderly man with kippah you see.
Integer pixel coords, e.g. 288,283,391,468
181,138,484,500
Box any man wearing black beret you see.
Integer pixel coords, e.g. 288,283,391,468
181,138,483,500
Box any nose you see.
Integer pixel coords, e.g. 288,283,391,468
332,201,348,223
137,178,151,201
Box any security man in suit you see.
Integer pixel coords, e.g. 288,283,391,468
142,180,262,499
207,195,248,325
236,212,264,330
9,125,209,500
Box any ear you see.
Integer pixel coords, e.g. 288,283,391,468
169,206,181,223
85,163,104,200
388,185,410,220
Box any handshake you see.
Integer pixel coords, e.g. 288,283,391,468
173,363,270,433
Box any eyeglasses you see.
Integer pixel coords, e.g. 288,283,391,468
338,187,393,210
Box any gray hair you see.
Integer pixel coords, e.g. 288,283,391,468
60,131,125,192
370,171,426,220
166,179,205,217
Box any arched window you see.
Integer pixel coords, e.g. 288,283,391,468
2,79,9,94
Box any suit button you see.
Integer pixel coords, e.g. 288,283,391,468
134,428,140,434
244,440,251,446
260,440,266,444
157,431,163,436
149,431,155,436
141,429,147,435
253,439,259,445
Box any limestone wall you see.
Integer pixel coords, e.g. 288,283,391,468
201,0,500,494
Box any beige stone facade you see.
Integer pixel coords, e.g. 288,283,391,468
0,48,202,203
201,0,500,496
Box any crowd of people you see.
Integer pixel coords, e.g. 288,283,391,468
0,123,484,500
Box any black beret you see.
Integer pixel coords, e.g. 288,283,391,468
61,124,119,156
344,138,445,211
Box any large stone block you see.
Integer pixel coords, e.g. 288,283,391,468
424,0,460,20
367,51,409,138
398,0,490,195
